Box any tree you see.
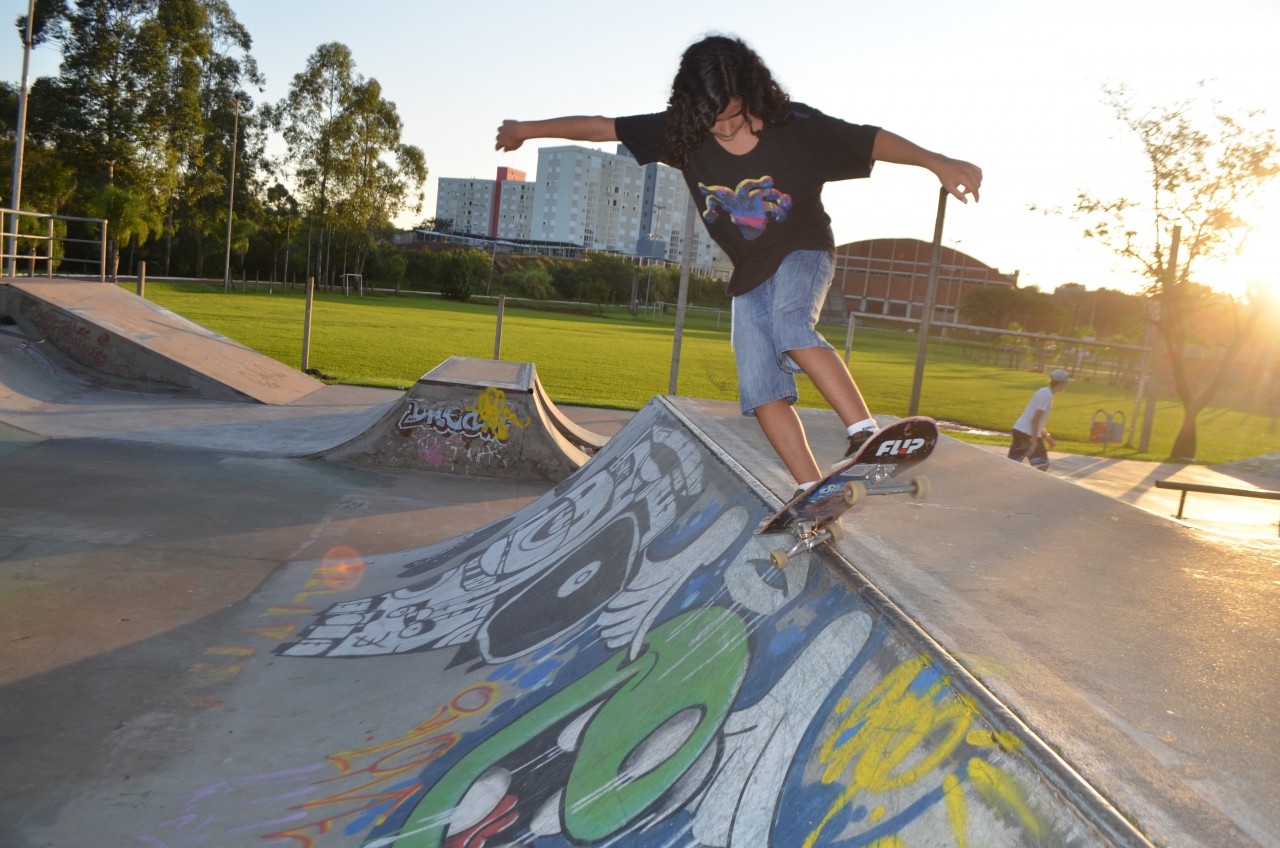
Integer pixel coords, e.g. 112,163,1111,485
417,216,452,232
271,43,424,290
959,284,1068,335
263,182,298,282
269,42,356,287
12,0,261,277
436,249,487,301
158,1,264,278
337,78,425,277
1070,84,1279,459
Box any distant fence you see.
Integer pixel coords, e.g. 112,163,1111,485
1,208,108,282
845,312,1151,388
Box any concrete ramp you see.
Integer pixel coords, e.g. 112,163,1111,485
33,396,1142,848
0,279,322,403
312,356,606,482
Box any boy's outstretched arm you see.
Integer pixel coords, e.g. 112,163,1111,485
872,129,983,204
495,116,618,152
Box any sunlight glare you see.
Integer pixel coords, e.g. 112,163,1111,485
1201,185,1280,300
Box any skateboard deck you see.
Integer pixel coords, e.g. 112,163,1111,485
755,416,939,567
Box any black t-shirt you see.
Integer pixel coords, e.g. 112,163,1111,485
616,103,878,295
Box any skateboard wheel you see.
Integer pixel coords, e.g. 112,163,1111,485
770,549,789,570
843,481,867,506
911,476,930,500
825,521,846,543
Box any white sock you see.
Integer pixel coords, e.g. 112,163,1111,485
796,480,819,492
846,417,876,436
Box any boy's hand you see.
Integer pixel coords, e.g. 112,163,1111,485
495,120,523,152
936,156,983,204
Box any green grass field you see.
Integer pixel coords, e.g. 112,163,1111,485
128,282,1278,466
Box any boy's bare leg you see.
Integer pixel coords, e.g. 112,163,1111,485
786,346,870,426
754,399,822,484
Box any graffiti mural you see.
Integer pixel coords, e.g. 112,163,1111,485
392,386,531,471
134,400,1106,848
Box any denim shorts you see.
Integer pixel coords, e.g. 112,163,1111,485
731,250,836,416
1008,429,1050,467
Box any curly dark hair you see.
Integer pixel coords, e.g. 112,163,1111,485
663,35,792,169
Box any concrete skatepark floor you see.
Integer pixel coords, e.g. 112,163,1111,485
2,282,1278,846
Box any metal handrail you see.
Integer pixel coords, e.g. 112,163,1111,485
1,207,108,283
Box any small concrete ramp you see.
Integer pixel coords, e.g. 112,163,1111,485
313,356,607,482
42,396,1141,848
0,279,321,403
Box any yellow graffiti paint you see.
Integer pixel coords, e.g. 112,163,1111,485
803,655,1042,848
943,772,969,848
966,727,1023,752
468,386,529,442
244,623,298,641
260,604,314,616
203,645,254,657
967,757,1044,837
186,661,243,686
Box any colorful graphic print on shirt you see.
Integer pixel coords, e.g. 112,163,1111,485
698,176,793,241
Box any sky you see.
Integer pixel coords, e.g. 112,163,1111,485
3,0,1279,295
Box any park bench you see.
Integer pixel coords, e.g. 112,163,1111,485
1153,479,1280,535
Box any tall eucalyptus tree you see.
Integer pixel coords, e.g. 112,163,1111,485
272,43,424,287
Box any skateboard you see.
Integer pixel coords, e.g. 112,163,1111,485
755,416,938,568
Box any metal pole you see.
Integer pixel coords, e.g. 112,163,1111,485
908,187,947,416
99,219,108,283
6,0,35,277
302,276,315,372
843,313,857,364
668,196,697,395
1140,224,1179,453
136,260,145,297
493,295,505,360
222,99,239,293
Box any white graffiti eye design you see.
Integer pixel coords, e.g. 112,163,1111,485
529,789,565,837
449,766,512,836
619,707,704,783
559,562,601,598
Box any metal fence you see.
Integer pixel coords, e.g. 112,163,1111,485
1,207,108,282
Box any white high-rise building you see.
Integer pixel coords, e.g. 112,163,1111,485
532,146,646,253
436,168,531,239
630,150,727,272
432,148,728,275
435,177,494,237
495,179,535,240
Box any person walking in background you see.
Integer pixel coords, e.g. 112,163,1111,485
495,33,982,494
1008,369,1069,471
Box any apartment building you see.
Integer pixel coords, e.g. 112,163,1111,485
495,175,535,241
434,177,495,239
532,145,645,253
432,147,729,275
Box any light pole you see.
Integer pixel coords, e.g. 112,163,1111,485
222,97,239,293
908,187,948,417
6,0,35,277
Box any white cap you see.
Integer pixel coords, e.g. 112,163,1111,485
1050,369,1069,382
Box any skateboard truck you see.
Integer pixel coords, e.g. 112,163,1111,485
769,516,847,569
767,475,931,570
756,416,939,570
